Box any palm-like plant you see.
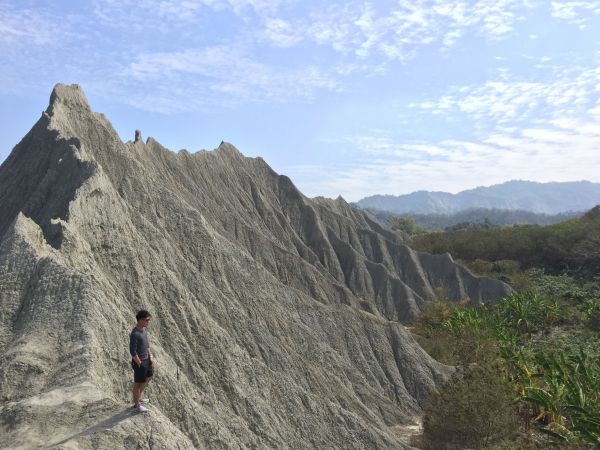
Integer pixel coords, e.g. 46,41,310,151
441,307,486,332
583,298,600,330
497,292,560,333
521,349,600,445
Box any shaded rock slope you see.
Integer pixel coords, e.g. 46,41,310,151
0,84,510,449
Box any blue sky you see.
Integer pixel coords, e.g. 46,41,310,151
1,0,600,201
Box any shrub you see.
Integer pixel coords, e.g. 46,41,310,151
495,292,560,334
388,215,427,235
411,301,498,366
421,364,518,450
583,298,600,331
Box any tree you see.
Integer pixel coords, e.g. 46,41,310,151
388,215,427,235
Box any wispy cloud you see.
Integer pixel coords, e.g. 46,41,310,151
551,1,600,27
290,121,600,200
262,18,303,47
92,0,285,27
0,3,69,46
329,134,453,158
91,0,205,29
414,67,600,124
261,0,527,61
109,46,341,112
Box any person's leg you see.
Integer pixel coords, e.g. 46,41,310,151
132,382,143,407
139,361,153,398
138,378,150,401
132,363,146,407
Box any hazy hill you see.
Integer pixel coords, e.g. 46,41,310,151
366,207,579,231
0,84,509,449
356,180,600,215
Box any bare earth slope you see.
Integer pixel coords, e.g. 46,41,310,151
0,85,509,449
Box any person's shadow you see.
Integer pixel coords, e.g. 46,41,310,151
46,408,138,448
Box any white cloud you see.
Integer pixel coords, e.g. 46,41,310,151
589,103,600,116
263,18,303,47
415,67,600,124
92,0,202,27
226,0,286,15
290,121,600,200
0,4,68,46
261,0,526,61
155,0,205,19
335,133,454,158
92,0,286,26
551,1,600,26
110,46,341,112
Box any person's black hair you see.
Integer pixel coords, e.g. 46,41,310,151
136,309,151,321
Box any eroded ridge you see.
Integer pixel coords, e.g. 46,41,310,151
0,84,509,449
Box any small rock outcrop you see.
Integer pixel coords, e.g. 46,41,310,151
0,84,510,449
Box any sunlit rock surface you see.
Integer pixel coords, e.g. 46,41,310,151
0,84,509,449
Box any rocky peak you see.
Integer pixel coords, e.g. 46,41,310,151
45,83,91,116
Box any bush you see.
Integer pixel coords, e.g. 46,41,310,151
388,215,427,235
495,292,560,334
411,301,499,366
420,364,518,450
583,298,600,331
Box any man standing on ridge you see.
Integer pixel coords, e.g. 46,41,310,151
130,309,155,413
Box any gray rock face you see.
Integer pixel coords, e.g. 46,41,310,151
0,84,509,449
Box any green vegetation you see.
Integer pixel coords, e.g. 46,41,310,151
444,216,496,231
388,215,428,236
412,288,599,448
411,206,600,278
408,209,600,448
419,363,517,450
364,207,580,231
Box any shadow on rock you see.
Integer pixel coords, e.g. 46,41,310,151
47,408,138,448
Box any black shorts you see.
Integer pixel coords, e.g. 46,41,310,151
131,361,153,383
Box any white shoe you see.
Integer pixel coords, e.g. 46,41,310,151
135,405,148,413
140,398,149,404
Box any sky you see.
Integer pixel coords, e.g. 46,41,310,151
1,1,600,201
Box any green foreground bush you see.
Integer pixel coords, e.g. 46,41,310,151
420,364,517,449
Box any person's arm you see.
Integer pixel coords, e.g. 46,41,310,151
148,347,155,365
130,333,142,366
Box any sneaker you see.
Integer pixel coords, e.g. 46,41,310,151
135,405,148,413
140,398,150,404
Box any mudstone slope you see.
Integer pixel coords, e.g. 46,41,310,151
0,85,510,449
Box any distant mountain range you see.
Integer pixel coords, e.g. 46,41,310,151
366,207,579,231
355,181,600,215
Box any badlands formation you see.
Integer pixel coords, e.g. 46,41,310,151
0,84,510,449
